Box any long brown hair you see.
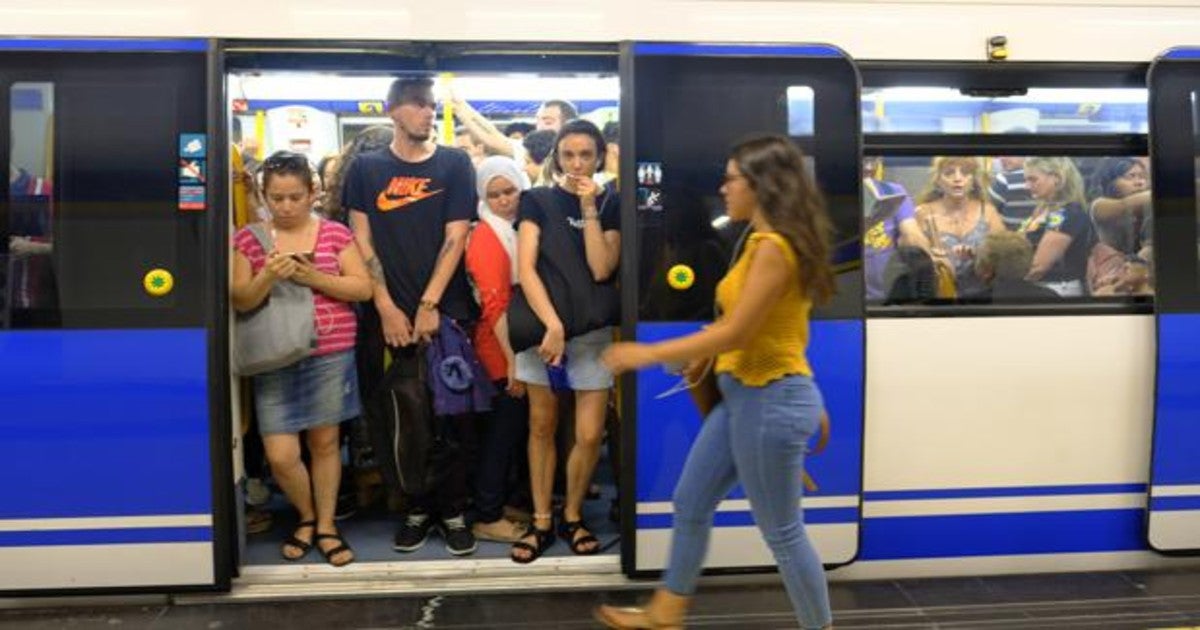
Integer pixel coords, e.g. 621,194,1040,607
731,135,836,305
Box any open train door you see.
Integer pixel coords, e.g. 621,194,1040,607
0,39,230,593
619,42,864,576
1146,47,1200,555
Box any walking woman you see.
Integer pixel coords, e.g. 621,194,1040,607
595,135,835,629
232,151,373,567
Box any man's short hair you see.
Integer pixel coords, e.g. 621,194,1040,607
386,76,434,111
541,99,578,122
976,231,1034,281
602,121,619,145
505,121,535,137
522,129,557,165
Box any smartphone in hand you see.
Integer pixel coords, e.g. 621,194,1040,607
288,251,316,263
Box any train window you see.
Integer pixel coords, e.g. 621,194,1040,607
788,86,815,136
5,82,58,328
865,154,1153,304
864,87,1148,134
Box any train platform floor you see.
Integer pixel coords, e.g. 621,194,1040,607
3,568,1200,628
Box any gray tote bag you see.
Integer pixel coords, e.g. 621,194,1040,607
233,224,317,376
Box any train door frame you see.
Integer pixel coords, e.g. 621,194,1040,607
848,60,1160,575
618,41,866,578
1145,47,1200,556
0,37,232,596
218,40,629,587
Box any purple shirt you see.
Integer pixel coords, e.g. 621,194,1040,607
863,179,916,301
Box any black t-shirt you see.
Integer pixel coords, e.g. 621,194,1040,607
342,146,478,322
518,183,621,254
1020,201,1093,284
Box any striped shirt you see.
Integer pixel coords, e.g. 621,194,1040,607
234,219,358,356
989,168,1038,230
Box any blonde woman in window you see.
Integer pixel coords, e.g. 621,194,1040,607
1019,157,1094,296
913,157,1006,297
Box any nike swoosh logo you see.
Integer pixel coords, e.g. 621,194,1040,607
376,188,444,211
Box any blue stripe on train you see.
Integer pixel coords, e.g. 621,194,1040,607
633,43,843,58
637,507,859,529
1153,314,1200,488
865,483,1147,501
0,527,212,547
0,330,212,519
1150,497,1200,511
635,320,864,503
0,38,207,52
860,509,1144,559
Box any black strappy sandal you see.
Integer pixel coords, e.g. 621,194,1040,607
314,531,355,567
510,523,556,564
561,519,600,556
280,520,316,561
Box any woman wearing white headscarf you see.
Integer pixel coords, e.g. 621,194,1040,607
465,156,532,543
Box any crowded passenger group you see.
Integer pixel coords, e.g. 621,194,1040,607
231,77,622,566
864,154,1153,302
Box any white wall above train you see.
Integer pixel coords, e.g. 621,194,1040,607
2,1,1200,62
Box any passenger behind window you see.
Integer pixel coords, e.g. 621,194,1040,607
510,120,620,563
323,125,394,226
506,121,534,140
1018,157,1094,296
521,129,556,186
989,156,1038,230
1087,157,1153,296
230,151,374,567
862,157,928,302
883,246,950,305
974,231,1060,301
914,157,1006,297
464,156,532,544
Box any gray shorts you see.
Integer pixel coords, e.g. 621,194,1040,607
515,327,614,391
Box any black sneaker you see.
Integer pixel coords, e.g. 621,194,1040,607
439,514,477,556
393,513,433,552
334,491,357,521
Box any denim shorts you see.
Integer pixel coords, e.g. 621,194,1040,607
515,327,613,391
254,349,361,435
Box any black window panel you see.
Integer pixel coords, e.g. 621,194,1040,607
0,52,207,329
628,53,861,322
1147,59,1200,312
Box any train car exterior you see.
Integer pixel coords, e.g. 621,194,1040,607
1,0,1199,598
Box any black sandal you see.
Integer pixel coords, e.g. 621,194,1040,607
560,519,600,556
314,532,355,567
510,523,556,564
280,520,316,561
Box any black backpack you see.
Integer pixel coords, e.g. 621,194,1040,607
507,187,619,353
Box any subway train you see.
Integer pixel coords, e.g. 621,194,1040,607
2,0,1200,601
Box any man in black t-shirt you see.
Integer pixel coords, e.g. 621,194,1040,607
344,77,480,557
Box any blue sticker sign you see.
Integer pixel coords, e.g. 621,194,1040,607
179,133,206,158
179,185,206,211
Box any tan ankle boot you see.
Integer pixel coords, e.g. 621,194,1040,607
593,588,690,629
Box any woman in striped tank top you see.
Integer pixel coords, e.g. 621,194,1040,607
232,152,373,567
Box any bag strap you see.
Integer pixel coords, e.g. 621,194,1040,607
246,222,274,256
525,187,604,334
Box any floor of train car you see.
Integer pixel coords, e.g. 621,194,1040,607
242,446,621,565
6,569,1200,628
243,485,619,564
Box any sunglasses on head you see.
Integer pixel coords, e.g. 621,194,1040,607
262,152,310,172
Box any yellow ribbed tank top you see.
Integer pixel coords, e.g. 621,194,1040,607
714,232,813,386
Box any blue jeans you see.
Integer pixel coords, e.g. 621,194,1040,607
665,373,831,629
